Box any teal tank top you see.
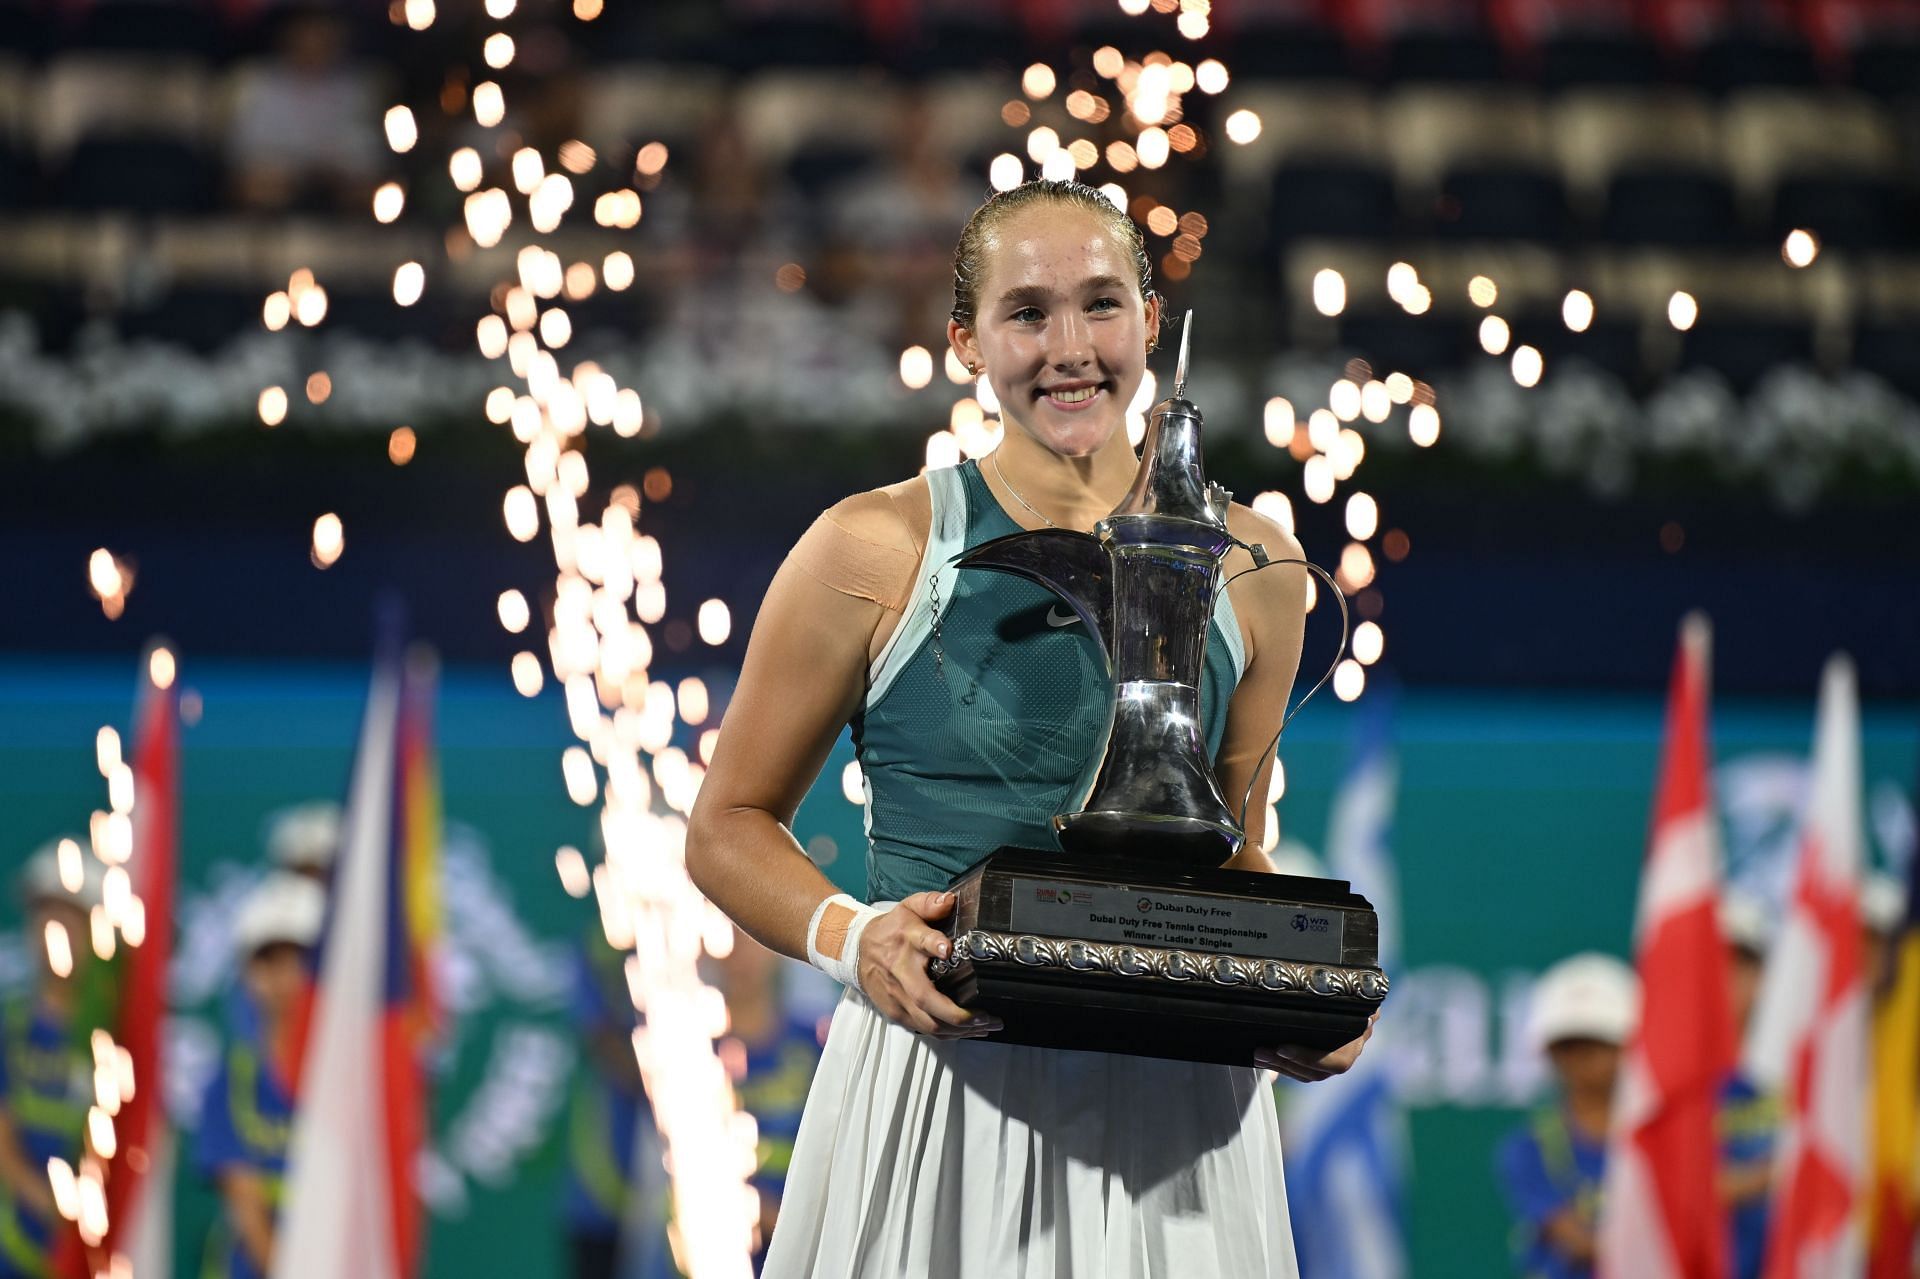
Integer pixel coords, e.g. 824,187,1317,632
852,459,1247,902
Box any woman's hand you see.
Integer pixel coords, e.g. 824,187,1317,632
1255,1011,1377,1083
856,891,1004,1040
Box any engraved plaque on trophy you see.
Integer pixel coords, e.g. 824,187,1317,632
928,316,1388,1065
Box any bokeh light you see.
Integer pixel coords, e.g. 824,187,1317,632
1563,289,1594,332
899,346,933,390
1333,658,1366,702
697,600,731,646
1511,345,1544,388
1668,291,1699,331
393,262,425,307
1346,492,1379,541
1224,110,1261,144
1783,228,1820,268
372,182,404,223
311,514,344,568
383,106,417,153
1409,404,1441,447
1312,268,1346,317
1353,621,1384,666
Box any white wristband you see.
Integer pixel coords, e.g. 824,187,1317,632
805,893,885,991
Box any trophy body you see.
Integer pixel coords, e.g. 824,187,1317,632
929,318,1388,1064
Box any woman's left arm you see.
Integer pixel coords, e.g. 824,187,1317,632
1213,508,1308,869
1211,508,1375,1082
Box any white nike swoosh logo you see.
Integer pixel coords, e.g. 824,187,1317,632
1045,606,1080,628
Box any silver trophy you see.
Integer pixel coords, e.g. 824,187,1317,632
930,313,1387,1063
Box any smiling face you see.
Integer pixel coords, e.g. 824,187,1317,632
949,204,1160,459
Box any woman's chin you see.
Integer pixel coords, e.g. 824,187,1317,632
1019,410,1125,459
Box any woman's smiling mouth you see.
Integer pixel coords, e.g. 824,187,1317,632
1037,381,1109,410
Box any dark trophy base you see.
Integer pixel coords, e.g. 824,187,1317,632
929,848,1387,1068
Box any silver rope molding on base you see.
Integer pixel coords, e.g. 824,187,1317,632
931,929,1391,1002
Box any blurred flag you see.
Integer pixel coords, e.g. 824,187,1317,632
1748,655,1869,1279
1283,695,1408,1279
1866,772,1920,1279
398,648,443,1049
274,624,437,1279
1598,612,1735,1279
55,642,181,1278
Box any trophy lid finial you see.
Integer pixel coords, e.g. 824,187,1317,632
1172,310,1192,400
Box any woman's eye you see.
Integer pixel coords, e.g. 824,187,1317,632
1011,307,1043,323
1089,297,1120,312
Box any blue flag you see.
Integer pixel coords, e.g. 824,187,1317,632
1282,695,1410,1279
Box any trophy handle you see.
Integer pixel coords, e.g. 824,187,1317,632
955,529,1113,671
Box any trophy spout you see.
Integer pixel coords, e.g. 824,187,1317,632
955,529,1113,669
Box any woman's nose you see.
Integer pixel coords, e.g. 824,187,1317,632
1048,310,1092,368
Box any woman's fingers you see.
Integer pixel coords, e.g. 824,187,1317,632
898,961,996,1031
908,922,953,961
1255,1046,1335,1081
899,889,956,922
876,976,941,1035
1257,1052,1330,1083
877,977,995,1039
1257,1015,1377,1082
875,957,1000,1038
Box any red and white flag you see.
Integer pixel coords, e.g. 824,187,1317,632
1598,612,1736,1279
272,632,424,1279
56,642,181,1279
1749,654,1869,1279
116,644,179,1278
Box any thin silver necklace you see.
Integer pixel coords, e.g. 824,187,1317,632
991,451,1060,529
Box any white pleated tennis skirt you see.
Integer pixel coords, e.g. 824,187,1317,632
762,989,1300,1279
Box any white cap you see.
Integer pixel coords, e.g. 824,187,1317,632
1719,892,1772,957
267,802,342,872
19,838,105,911
1528,952,1639,1051
1862,872,1909,937
234,874,327,958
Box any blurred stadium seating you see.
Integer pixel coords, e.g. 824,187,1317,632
0,1,1910,410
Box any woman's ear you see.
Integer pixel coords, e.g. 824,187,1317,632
1142,291,1164,348
947,319,980,376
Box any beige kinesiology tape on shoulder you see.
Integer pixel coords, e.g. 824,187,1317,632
787,504,918,613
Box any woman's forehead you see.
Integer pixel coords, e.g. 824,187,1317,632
983,207,1129,292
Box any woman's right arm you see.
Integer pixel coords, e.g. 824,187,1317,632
685,504,995,1039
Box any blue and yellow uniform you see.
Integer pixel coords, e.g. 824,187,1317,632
1496,1108,1604,1279
0,998,89,1279
736,1016,820,1265
564,938,672,1279
194,1037,295,1279
1721,1073,1776,1279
